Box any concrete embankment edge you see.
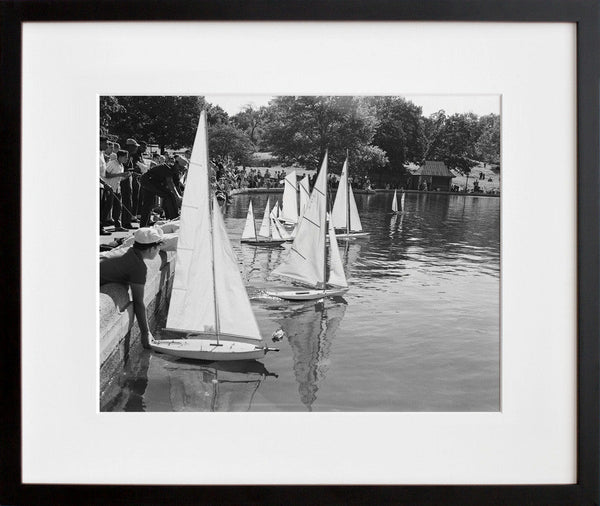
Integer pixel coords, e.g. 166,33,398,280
99,251,175,408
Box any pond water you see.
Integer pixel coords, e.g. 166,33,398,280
102,192,500,412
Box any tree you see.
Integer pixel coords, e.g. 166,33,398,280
208,123,255,166
474,114,500,166
420,110,447,163
233,105,268,146
99,96,125,136
263,96,381,172
430,113,481,179
368,96,424,171
351,144,389,176
101,96,205,152
206,104,230,126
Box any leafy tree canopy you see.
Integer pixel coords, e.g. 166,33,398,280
101,96,205,152
263,96,381,172
367,96,424,171
233,105,269,147
209,123,255,166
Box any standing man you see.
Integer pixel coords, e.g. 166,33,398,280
121,138,140,228
104,149,132,231
139,155,188,227
99,136,111,235
132,141,148,216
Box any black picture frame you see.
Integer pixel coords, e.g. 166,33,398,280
1,1,598,504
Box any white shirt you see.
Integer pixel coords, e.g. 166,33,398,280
136,160,151,174
105,159,124,192
99,151,107,181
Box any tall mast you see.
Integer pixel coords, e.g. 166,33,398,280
205,112,220,343
323,150,328,289
346,150,351,235
251,200,258,240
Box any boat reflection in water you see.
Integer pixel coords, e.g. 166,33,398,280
276,298,347,411
143,355,277,412
389,213,404,237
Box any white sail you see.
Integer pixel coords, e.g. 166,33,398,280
400,191,406,212
212,196,262,340
327,219,348,288
348,183,363,232
274,218,292,240
166,110,216,333
241,200,257,240
270,218,283,240
269,200,279,220
392,190,398,213
331,159,363,232
273,154,328,288
280,170,298,224
298,175,311,221
331,160,348,229
258,198,271,238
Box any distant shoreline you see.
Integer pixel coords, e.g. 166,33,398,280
230,188,500,198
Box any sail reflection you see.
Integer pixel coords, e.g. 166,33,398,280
389,214,397,236
389,213,404,237
277,299,347,411
144,355,276,412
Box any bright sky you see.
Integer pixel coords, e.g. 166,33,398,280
203,94,500,117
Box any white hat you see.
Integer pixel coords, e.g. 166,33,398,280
134,227,164,245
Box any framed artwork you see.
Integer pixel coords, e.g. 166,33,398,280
3,0,598,504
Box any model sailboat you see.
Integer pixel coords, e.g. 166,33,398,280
241,199,285,246
331,156,370,239
391,190,405,214
266,151,349,301
151,111,278,361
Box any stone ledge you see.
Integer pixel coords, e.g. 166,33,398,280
99,250,175,405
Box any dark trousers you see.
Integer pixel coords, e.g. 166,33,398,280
120,178,133,227
132,176,140,216
140,184,178,227
100,187,110,228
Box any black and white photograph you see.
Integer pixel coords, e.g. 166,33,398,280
99,94,501,412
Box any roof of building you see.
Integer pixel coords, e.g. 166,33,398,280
416,160,454,178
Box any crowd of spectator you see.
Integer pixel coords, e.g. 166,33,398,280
212,161,290,193
212,160,374,195
99,136,183,235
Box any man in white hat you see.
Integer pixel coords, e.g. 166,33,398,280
100,227,164,349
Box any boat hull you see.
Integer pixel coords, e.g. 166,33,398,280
151,338,269,361
265,287,348,300
241,239,285,247
334,231,370,239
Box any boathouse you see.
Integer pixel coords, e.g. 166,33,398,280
415,160,454,191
